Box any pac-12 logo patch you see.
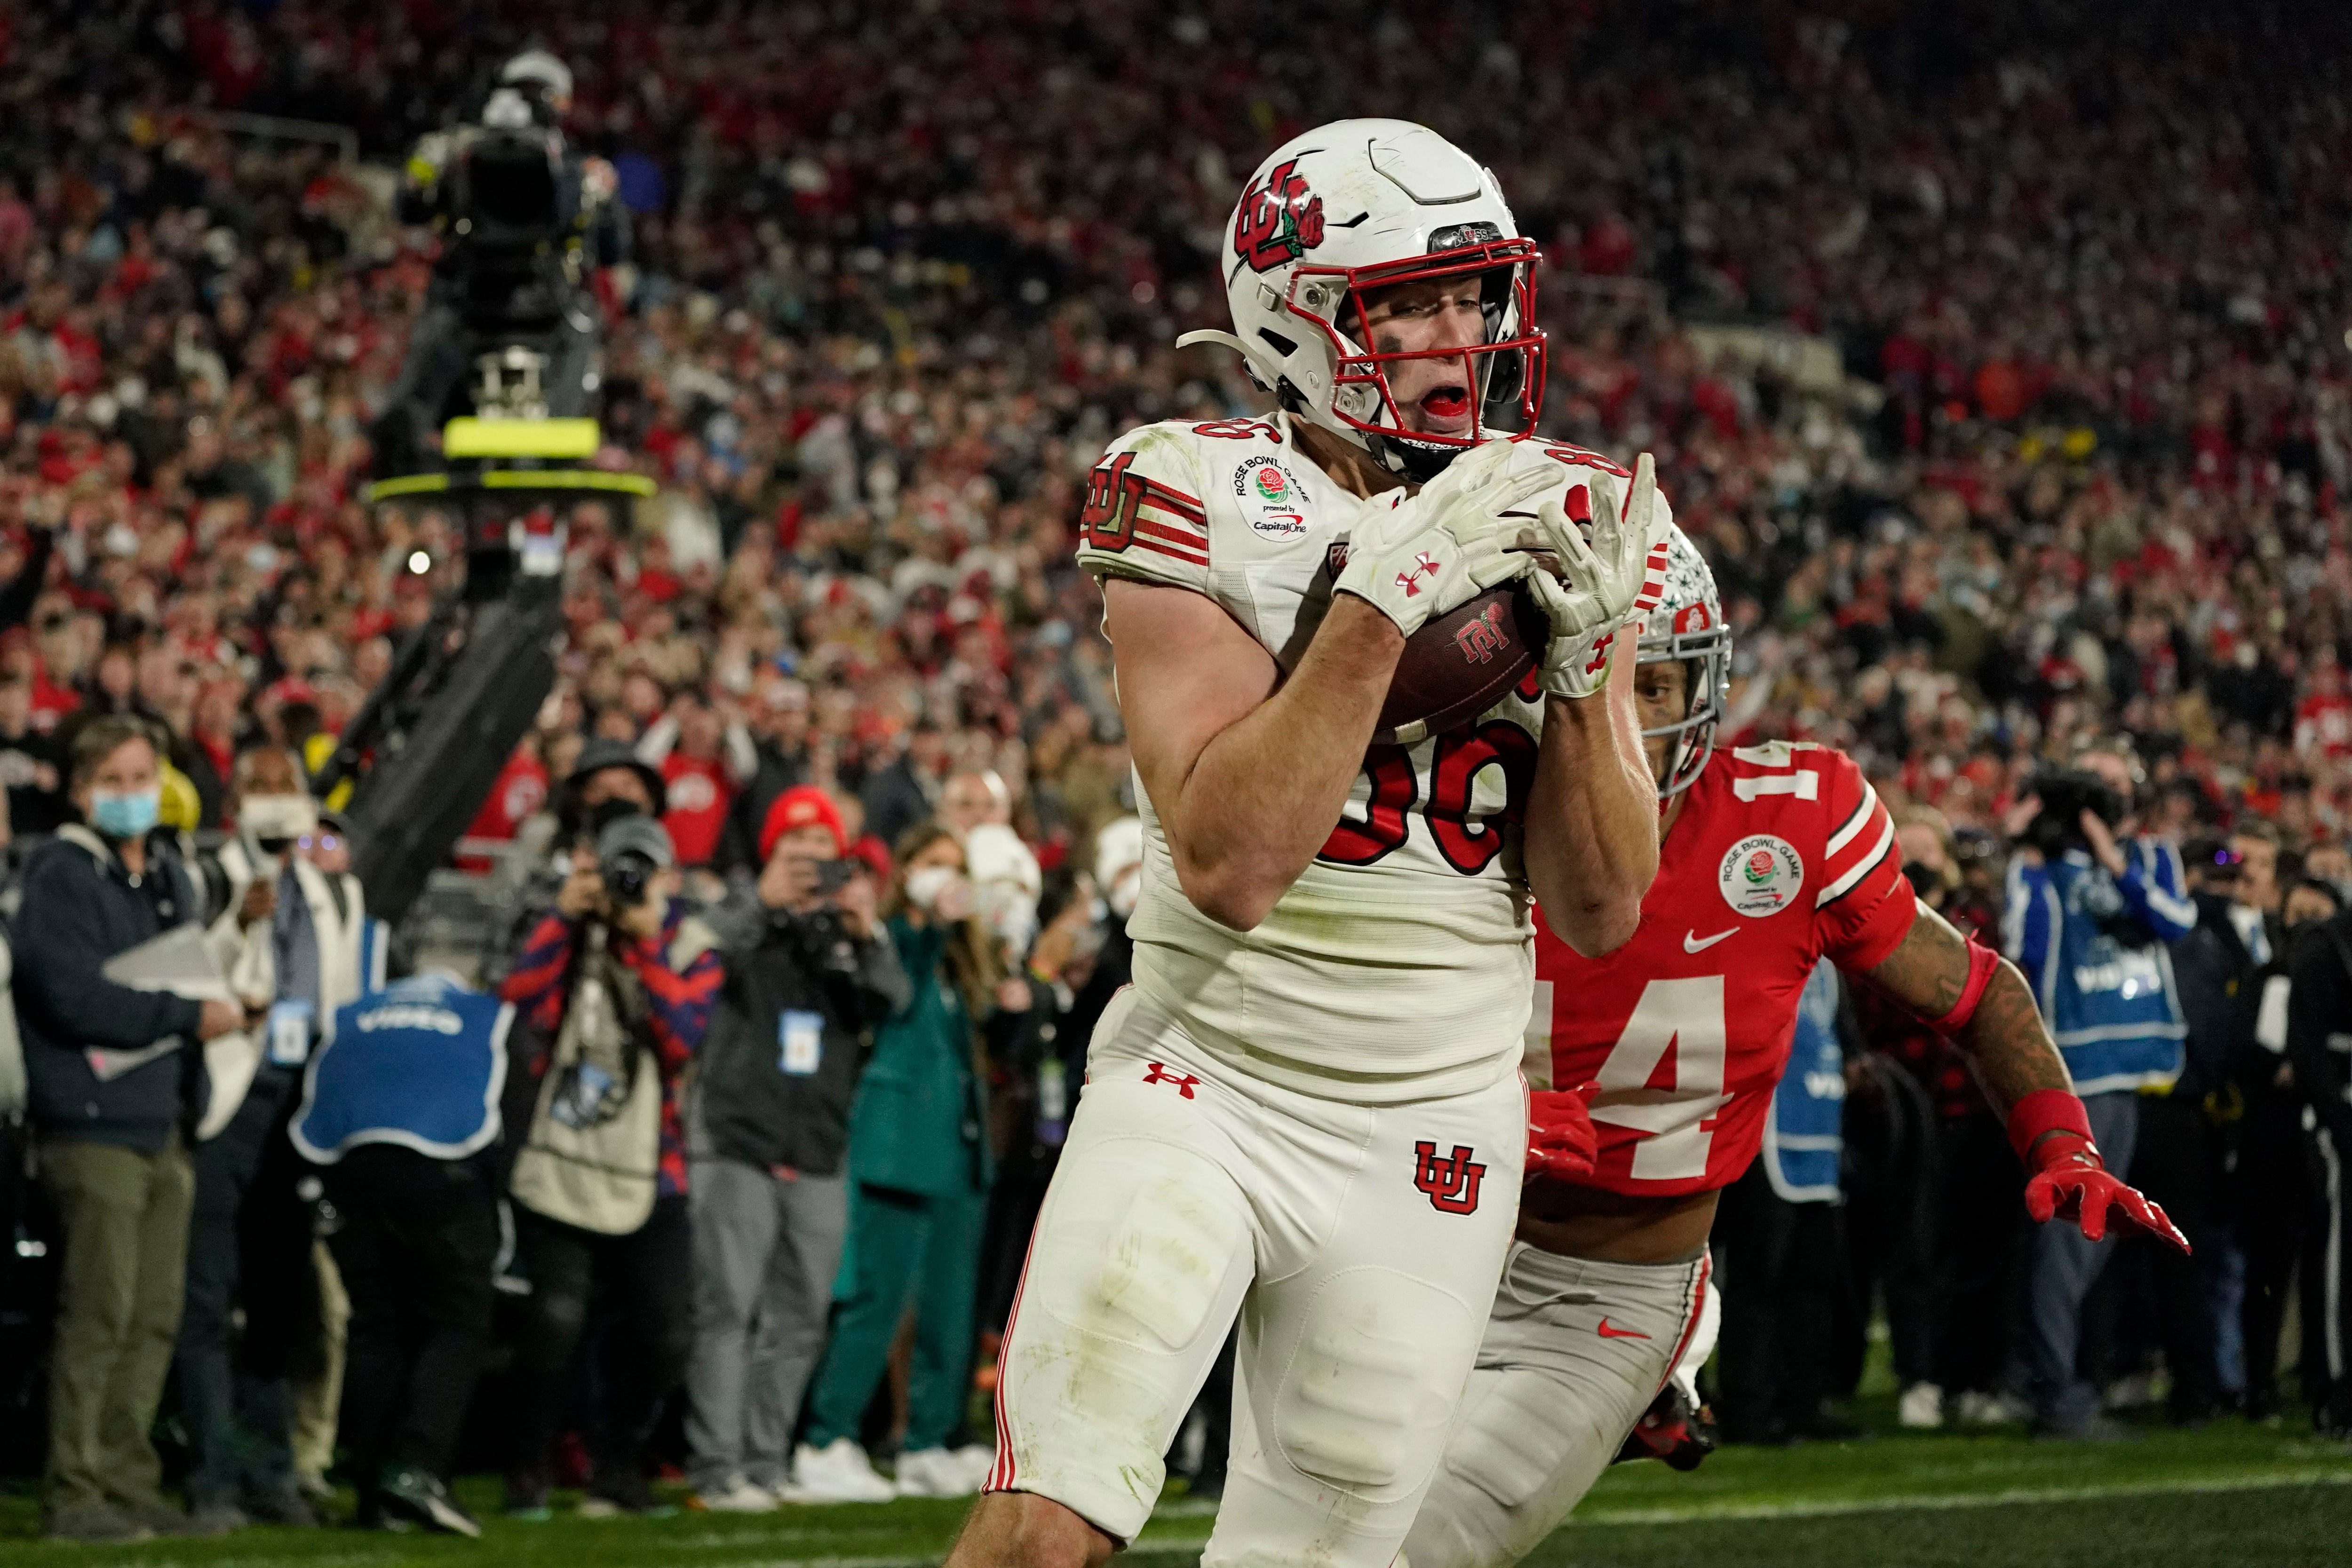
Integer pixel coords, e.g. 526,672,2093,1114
1719,833,1804,917
1414,1140,1486,1214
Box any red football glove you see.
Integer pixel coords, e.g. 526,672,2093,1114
1527,1086,1597,1183
2022,1134,2189,1253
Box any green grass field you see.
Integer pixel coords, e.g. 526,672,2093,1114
4,1406,2349,1567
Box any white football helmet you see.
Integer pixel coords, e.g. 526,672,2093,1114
1637,524,1732,799
1177,119,1545,480
501,49,574,112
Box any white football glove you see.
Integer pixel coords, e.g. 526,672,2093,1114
1336,440,1557,638
1526,451,1669,699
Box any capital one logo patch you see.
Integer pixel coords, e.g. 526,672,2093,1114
1414,1140,1486,1214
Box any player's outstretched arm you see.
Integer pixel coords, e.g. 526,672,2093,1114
1104,577,1404,931
1520,631,1658,956
1855,901,2189,1252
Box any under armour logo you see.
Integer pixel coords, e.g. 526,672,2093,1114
1143,1062,1200,1099
1413,1140,1486,1214
1396,553,1440,597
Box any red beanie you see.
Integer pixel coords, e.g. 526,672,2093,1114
761,785,848,861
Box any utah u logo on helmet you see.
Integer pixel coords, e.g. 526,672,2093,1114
1233,158,1325,272
1413,1140,1486,1214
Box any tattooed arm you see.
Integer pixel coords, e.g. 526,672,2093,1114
1852,899,2073,1115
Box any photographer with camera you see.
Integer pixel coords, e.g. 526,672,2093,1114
2001,742,2196,1438
683,787,905,1512
369,50,627,477
500,802,719,1520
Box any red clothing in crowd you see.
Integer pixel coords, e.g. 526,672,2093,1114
660,752,734,868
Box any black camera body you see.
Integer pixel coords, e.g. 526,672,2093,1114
593,811,675,911
776,904,863,978
2022,768,2124,861
602,847,656,908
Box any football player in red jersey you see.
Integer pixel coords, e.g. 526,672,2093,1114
1402,526,2189,1568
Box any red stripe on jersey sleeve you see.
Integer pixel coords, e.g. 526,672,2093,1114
1131,531,1210,568
1813,752,1915,968
1140,480,1207,525
1133,503,1208,543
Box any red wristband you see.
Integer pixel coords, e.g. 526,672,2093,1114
2007,1088,2096,1168
1925,937,2002,1036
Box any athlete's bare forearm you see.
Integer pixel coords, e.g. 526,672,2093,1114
1172,598,1403,926
1856,902,2073,1114
1108,578,1402,930
1523,644,1657,956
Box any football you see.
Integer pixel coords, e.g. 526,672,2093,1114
1375,580,1551,744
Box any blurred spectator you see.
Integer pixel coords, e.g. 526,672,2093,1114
639,691,747,872
15,717,244,1543
2283,893,2352,1436
2002,744,2194,1437
0,673,67,836
1715,959,1852,1444
796,823,1006,1503
291,973,512,1536
2236,873,2336,1424
939,769,1013,837
173,748,313,1534
715,676,815,876
499,808,719,1518
859,724,950,856
685,786,905,1512
484,740,667,985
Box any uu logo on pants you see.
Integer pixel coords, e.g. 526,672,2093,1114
1414,1141,1486,1214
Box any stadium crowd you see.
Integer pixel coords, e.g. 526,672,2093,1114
2,0,2352,1542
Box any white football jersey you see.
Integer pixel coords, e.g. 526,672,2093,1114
1076,412,1662,1102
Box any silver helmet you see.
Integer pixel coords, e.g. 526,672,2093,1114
1637,523,1732,799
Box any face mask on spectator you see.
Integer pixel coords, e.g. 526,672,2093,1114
906,864,961,912
240,792,318,848
981,886,1039,958
89,786,161,839
1105,869,1141,921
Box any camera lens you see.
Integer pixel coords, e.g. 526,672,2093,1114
602,848,653,905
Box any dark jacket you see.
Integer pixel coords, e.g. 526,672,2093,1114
2285,909,2352,1151
858,756,935,862
2170,889,2264,1101
14,825,207,1152
699,905,908,1175
715,738,810,877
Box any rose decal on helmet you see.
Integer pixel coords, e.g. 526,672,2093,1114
1233,158,1325,272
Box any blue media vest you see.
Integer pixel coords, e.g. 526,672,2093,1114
292,974,512,1163
2002,840,2193,1096
1762,957,1845,1204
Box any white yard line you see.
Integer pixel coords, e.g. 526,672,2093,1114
1570,1467,2352,1527
562,1468,2352,1568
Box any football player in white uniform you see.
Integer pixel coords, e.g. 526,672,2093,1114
945,121,1666,1568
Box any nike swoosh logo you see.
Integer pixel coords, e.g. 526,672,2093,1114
1684,927,1737,953
1597,1317,1652,1340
